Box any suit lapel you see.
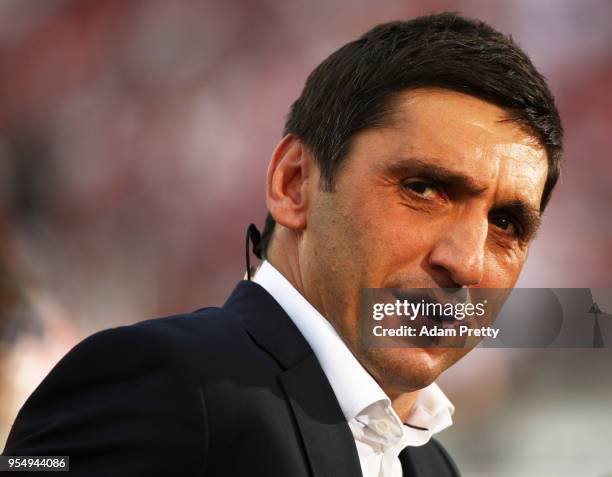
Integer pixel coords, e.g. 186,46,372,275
279,354,363,477
400,447,420,475
224,280,363,477
399,442,459,477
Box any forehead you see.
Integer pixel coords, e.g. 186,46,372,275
348,88,549,208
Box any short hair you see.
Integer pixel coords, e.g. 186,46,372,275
257,12,563,259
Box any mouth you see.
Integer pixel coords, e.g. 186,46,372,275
386,288,473,347
390,288,470,322
362,286,500,350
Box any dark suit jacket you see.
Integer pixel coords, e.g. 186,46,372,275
3,280,460,476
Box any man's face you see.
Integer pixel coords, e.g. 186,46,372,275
300,88,548,395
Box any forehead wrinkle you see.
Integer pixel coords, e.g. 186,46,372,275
353,90,548,207
380,156,490,195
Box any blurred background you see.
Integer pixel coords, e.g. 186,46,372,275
0,0,610,475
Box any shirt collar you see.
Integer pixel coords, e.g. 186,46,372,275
253,260,454,436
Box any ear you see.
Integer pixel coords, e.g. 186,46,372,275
265,134,314,231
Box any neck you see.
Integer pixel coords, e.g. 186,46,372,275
387,389,419,422
265,230,306,297
266,232,420,422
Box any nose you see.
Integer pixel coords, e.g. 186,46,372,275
428,212,488,287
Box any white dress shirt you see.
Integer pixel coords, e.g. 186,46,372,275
253,261,455,477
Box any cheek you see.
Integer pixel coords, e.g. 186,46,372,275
341,184,440,276
483,248,526,287
361,208,434,272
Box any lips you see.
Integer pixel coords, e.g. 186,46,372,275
384,289,472,347
390,288,471,321
362,287,507,350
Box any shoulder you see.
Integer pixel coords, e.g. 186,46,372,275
52,306,255,382
3,307,249,465
8,306,254,430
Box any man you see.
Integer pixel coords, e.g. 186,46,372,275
3,12,563,477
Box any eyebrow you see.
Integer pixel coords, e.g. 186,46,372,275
492,200,542,239
381,157,543,237
383,157,489,196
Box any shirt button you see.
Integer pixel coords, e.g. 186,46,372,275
376,419,391,434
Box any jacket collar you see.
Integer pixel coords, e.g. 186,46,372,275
223,279,364,477
223,279,312,369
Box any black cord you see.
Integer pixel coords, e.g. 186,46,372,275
245,223,262,280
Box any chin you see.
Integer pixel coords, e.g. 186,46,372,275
363,346,460,393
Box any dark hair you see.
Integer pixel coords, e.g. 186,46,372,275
258,12,563,259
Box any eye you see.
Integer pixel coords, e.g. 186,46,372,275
489,214,520,237
401,180,439,200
